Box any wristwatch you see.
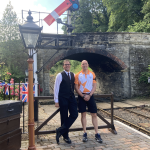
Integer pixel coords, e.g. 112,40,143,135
82,95,85,99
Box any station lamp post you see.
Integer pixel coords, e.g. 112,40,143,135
19,10,43,150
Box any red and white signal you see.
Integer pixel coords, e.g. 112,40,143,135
44,0,72,26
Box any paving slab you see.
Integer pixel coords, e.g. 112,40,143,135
97,101,133,109
21,104,150,150
96,103,118,109
124,100,147,106
113,102,132,108
21,120,150,150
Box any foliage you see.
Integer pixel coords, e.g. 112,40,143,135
139,65,150,83
61,0,150,33
0,1,19,42
50,60,64,75
50,60,92,76
102,0,144,32
9,66,25,82
127,0,150,32
0,64,12,81
0,1,28,80
62,0,108,33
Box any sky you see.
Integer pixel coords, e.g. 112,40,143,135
0,0,67,34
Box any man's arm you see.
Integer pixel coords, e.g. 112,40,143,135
75,84,84,98
74,73,84,97
84,72,97,101
54,73,62,107
90,83,96,96
84,83,96,101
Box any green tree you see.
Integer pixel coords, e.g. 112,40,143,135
71,0,94,33
0,1,28,80
88,0,109,32
0,1,19,42
62,0,108,33
102,0,144,31
127,0,150,32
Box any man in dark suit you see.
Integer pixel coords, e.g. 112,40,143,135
54,59,78,144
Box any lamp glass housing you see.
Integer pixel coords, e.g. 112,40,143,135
19,10,43,49
23,32,39,48
25,69,28,76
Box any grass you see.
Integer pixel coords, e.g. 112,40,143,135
50,60,93,77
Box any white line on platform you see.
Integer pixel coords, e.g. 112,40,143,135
115,120,150,140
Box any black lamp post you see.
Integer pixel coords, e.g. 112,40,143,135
19,10,42,150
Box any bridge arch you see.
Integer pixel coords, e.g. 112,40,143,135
43,48,128,100
38,32,150,99
46,48,127,72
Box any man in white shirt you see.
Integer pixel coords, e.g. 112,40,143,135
54,59,78,144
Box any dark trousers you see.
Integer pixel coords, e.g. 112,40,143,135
59,95,78,138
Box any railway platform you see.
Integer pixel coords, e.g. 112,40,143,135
21,99,150,150
96,99,150,109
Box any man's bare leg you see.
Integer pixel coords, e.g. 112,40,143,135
81,112,87,133
91,113,98,134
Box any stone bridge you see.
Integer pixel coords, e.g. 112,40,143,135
37,32,150,100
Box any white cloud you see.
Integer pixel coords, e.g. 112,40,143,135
0,0,65,34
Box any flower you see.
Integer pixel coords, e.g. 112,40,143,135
15,93,18,96
11,92,14,95
10,87,14,90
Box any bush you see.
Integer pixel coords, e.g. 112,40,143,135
139,65,150,84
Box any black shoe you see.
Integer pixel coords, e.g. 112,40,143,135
56,128,61,144
82,132,88,142
95,133,103,143
63,137,72,144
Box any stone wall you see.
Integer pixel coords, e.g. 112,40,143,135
129,45,150,96
37,32,150,99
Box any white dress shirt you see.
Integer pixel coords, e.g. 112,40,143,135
54,70,73,103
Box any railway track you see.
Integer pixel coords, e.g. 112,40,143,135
118,100,150,112
97,107,150,136
95,98,150,119
96,99,150,136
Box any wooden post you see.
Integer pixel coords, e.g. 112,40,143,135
27,58,36,150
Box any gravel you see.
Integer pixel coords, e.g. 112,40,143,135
98,107,150,131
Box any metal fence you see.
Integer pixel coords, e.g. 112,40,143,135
0,78,21,101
